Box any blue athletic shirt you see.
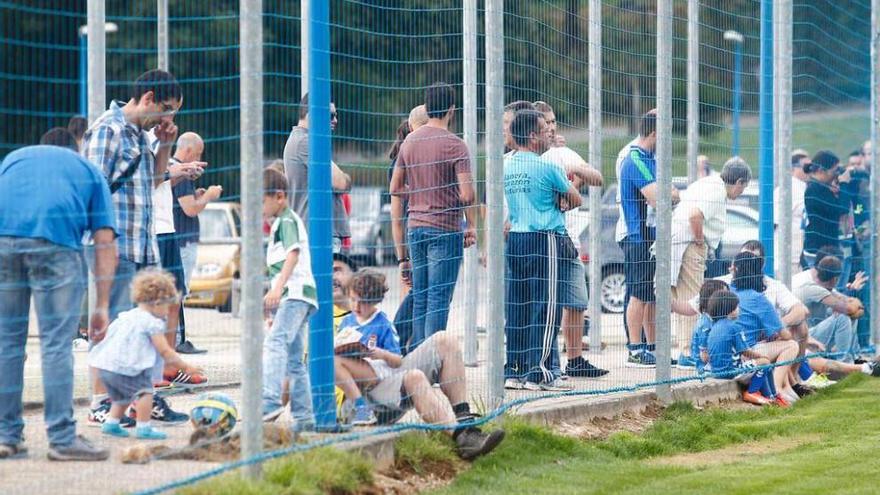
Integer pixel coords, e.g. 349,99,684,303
618,145,656,242
503,151,571,234
690,313,712,370
730,287,784,347
338,310,401,355
0,145,116,250
707,318,750,374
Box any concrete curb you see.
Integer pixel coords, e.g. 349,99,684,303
336,379,742,470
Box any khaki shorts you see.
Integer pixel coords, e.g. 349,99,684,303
366,333,444,419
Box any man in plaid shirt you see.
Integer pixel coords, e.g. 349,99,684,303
82,69,203,426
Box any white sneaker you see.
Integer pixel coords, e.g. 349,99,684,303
803,373,836,389
504,379,524,390
521,381,542,391
538,379,573,392
72,338,89,352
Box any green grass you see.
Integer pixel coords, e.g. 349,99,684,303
394,431,462,475
431,374,880,495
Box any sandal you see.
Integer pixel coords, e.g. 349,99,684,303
0,443,28,459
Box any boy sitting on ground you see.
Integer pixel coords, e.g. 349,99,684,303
672,279,729,373
705,290,776,406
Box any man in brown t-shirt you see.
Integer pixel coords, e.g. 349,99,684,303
390,82,476,350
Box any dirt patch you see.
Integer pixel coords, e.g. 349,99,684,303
122,423,296,464
553,402,665,441
367,453,464,494
649,434,823,467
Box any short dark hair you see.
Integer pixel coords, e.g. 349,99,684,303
791,151,809,165
732,252,766,292
698,279,730,314
425,82,455,118
815,245,842,267
707,290,740,322
504,100,535,114
510,109,543,147
816,256,842,283
740,240,765,258
349,269,388,304
131,69,181,104
39,127,78,151
298,93,310,120
67,115,87,140
263,168,288,196
805,150,839,174
639,112,656,137
850,149,863,158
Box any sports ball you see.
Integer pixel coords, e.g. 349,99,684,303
190,392,238,438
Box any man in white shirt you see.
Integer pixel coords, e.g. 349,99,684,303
774,151,811,275
670,157,750,367
534,101,607,378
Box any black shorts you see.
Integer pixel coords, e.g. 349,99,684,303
157,233,187,294
620,237,655,303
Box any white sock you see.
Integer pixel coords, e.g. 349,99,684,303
861,363,872,375
90,394,109,409
137,421,152,429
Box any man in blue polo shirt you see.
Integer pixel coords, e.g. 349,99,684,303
503,110,583,391
619,112,661,367
0,136,117,461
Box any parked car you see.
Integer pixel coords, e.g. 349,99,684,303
347,186,395,266
185,202,241,312
578,185,759,314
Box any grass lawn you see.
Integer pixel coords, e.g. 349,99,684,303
432,374,880,495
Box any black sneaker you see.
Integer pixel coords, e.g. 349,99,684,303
87,399,135,428
565,356,610,378
48,435,109,462
792,384,815,398
176,340,208,355
127,395,189,424
454,427,505,461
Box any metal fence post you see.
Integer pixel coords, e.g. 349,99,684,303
462,0,479,367
588,0,603,354
655,0,673,404
686,0,699,183
307,0,338,430
776,0,793,287
157,0,168,71
759,0,775,276
301,0,310,96
871,0,880,348
239,0,265,478
86,0,106,124
484,0,505,408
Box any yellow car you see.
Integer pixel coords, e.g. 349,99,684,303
185,202,241,312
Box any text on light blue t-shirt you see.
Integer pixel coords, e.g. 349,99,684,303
338,310,401,355
731,287,784,347
503,151,570,233
706,317,750,374
0,145,116,250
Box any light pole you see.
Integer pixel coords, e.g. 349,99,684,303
78,22,118,117
724,30,744,156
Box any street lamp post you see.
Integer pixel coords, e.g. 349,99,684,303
78,23,118,117
724,30,744,156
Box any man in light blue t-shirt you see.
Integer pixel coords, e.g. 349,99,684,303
503,109,583,391
0,136,117,461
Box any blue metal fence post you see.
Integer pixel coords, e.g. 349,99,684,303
79,32,87,117
307,0,338,430
759,0,775,276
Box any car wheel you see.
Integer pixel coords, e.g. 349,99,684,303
600,268,626,314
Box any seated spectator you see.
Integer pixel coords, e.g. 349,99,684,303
671,279,730,373
334,270,401,426
704,290,774,406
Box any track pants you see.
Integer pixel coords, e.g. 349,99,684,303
504,231,576,384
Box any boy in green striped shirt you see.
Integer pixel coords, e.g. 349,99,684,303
261,168,318,431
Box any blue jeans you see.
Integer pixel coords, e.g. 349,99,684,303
0,237,85,447
179,242,198,292
394,291,414,356
85,249,149,322
408,227,463,350
262,299,315,423
810,313,859,363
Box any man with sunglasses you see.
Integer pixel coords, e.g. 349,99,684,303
283,93,352,252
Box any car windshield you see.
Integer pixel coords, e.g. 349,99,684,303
200,208,232,239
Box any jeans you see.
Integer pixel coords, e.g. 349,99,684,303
0,237,85,446
408,227,463,350
394,292,414,356
810,313,859,363
262,299,315,424
179,242,198,292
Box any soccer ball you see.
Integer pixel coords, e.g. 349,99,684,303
190,392,238,438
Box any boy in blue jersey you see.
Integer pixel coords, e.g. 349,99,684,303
334,270,401,426
705,290,775,406
618,113,662,367
672,279,730,373
503,110,584,391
